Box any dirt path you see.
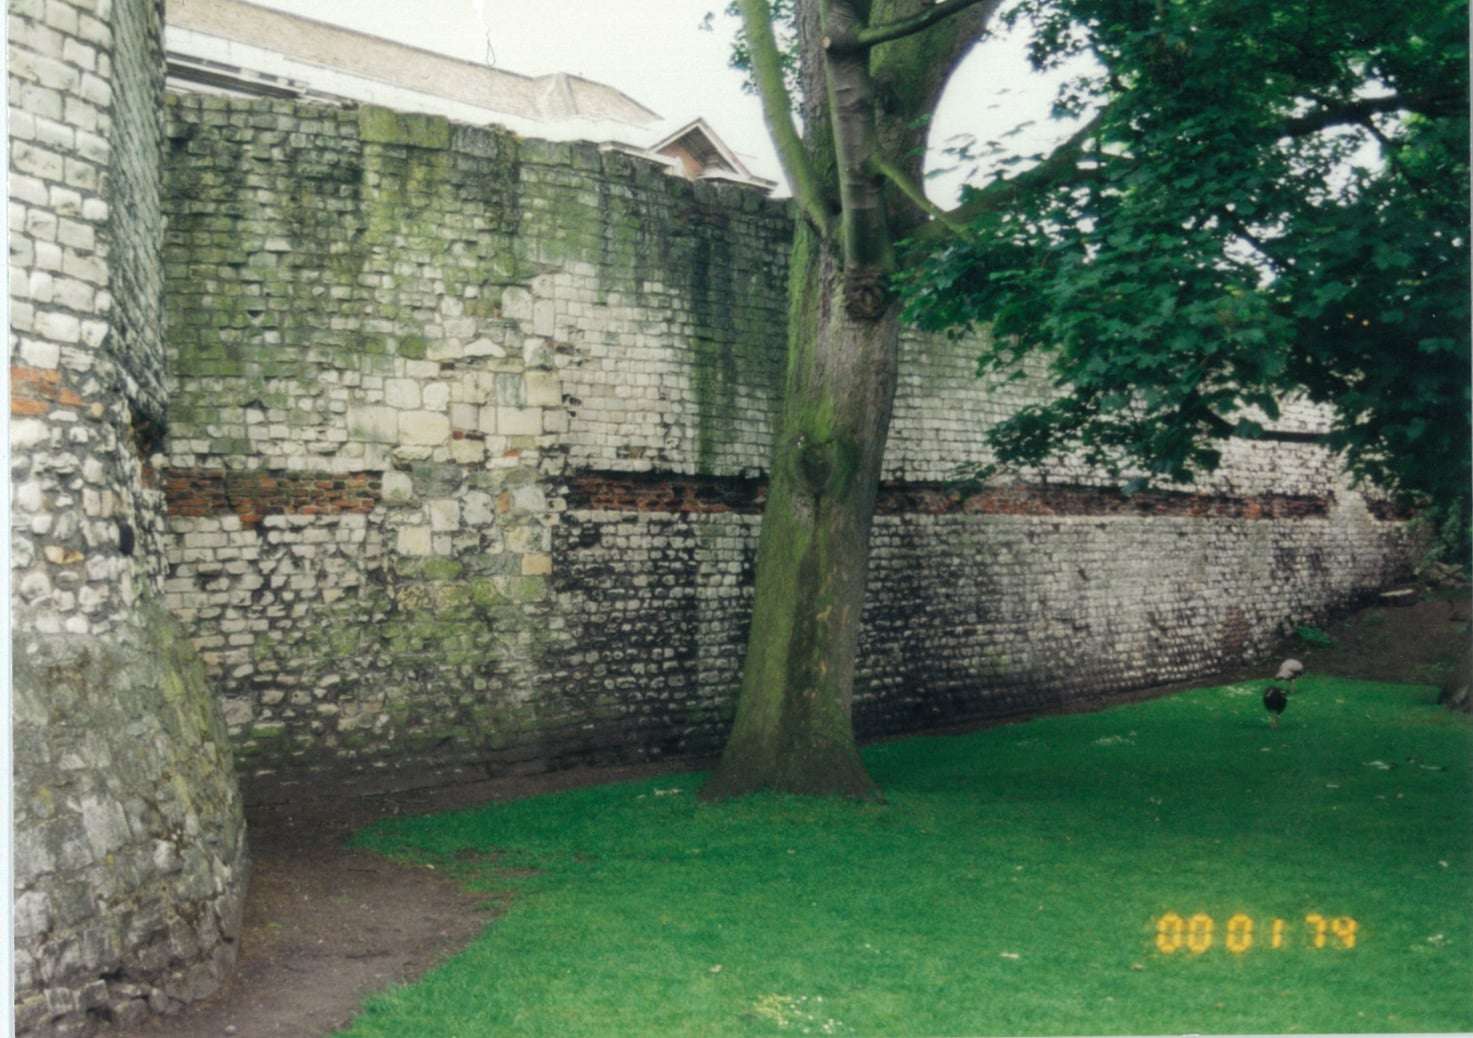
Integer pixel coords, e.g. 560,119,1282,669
123,762,691,1038
122,590,1469,1038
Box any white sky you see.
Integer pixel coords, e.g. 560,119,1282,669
244,0,1092,206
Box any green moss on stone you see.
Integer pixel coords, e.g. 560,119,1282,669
357,106,451,150
419,557,464,582
503,575,547,603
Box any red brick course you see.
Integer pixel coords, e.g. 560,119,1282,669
564,472,1331,520
566,473,767,514
11,365,85,416
1365,498,1416,521
163,468,380,526
875,482,1329,520
156,468,1348,526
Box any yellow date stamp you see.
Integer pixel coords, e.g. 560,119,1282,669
1154,912,1358,954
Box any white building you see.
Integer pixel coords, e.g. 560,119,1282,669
165,0,777,192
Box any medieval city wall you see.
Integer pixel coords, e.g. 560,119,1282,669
7,6,1421,1032
9,0,247,1033
158,95,1417,804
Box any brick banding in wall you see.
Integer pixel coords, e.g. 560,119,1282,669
564,472,767,514
564,471,1330,520
875,482,1330,519
163,467,381,525
1365,498,1416,521
10,364,87,416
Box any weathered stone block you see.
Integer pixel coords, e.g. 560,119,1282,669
532,299,556,336
398,411,450,446
499,407,542,436
449,438,486,464
396,525,433,556
428,498,460,532
463,336,507,359
501,287,532,322
423,382,450,410
384,378,421,409
347,405,398,443
382,470,414,503
525,371,561,407
356,105,450,149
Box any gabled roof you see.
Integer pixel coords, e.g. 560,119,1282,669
648,118,778,192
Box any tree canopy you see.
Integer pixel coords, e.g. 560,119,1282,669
897,0,1469,558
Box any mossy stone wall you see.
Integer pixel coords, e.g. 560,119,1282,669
160,97,794,799
10,0,247,1032
159,96,1418,803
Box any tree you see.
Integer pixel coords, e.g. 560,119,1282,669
900,0,1469,550
704,0,1469,800
701,0,1000,799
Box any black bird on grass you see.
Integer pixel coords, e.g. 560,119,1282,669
1263,658,1303,728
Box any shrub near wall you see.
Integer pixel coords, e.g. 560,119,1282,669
159,96,1417,803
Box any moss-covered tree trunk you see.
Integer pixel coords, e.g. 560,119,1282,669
704,226,899,799
702,0,995,799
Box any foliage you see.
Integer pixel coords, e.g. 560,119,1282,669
343,677,1471,1036
899,0,1468,536
1416,498,1473,573
1295,624,1336,648
706,0,800,105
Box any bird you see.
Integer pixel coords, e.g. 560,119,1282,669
1263,658,1304,728
1263,685,1288,727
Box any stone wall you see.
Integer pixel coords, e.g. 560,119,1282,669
157,94,1417,805
158,97,794,796
9,0,247,1032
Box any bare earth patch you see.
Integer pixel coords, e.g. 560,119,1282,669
121,762,688,1038
120,591,1469,1038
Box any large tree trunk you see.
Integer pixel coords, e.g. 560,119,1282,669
702,0,995,800
702,226,900,799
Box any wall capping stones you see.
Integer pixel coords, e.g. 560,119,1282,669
356,103,451,148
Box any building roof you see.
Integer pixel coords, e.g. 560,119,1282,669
648,118,777,191
164,0,774,191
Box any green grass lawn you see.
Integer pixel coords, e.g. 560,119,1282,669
341,677,1472,1036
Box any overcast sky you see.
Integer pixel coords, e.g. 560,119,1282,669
245,0,1091,205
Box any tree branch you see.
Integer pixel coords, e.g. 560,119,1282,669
908,109,1106,243
1205,410,1327,445
821,0,892,277
840,0,994,51
868,154,969,237
736,0,836,235
1280,91,1462,138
